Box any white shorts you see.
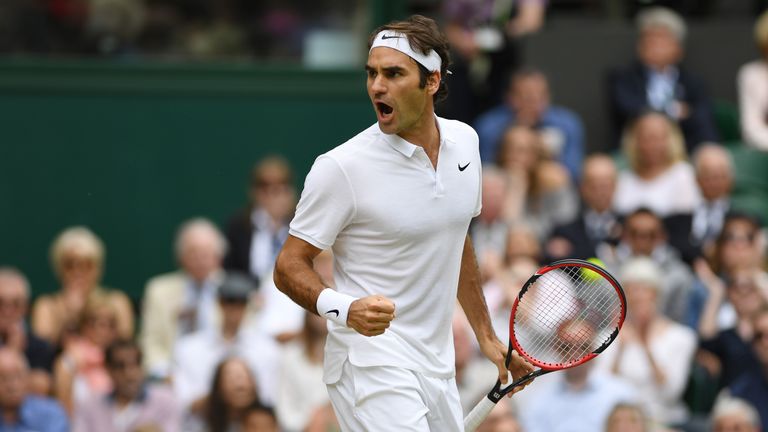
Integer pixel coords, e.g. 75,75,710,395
326,360,463,432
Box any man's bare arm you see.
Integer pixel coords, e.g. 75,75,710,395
274,235,326,313
457,235,533,385
274,235,395,336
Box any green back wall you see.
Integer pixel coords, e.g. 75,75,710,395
0,60,374,303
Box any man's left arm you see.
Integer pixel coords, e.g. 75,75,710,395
456,235,533,386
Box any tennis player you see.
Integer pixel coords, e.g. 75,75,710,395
273,15,533,431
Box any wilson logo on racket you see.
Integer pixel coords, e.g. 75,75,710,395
463,259,627,432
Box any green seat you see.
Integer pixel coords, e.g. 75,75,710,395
713,100,742,145
728,144,768,223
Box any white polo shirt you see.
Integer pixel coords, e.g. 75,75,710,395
289,116,482,383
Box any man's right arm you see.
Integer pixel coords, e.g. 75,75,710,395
274,235,395,336
273,235,326,314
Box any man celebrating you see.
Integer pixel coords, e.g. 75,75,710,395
274,15,531,431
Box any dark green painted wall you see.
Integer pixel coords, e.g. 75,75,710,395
0,60,374,302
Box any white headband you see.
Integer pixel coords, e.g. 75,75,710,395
370,30,442,72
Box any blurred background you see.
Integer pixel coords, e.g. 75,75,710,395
3,1,768,431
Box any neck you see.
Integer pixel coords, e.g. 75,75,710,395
1,407,19,425
398,112,439,155
222,325,239,340
637,163,667,180
114,393,136,408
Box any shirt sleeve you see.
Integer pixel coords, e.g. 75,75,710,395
289,155,356,250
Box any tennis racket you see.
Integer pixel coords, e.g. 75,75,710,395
463,258,626,431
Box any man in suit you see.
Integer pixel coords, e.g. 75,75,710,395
546,154,621,261
665,143,734,263
608,6,718,152
140,218,227,380
223,156,296,285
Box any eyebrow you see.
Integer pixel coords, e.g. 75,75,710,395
365,65,407,74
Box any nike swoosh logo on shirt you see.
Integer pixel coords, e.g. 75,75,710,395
326,309,340,317
458,162,471,171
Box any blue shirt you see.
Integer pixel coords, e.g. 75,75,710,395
474,104,585,180
730,369,768,432
0,396,68,432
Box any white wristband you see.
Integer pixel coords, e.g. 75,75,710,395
316,288,356,327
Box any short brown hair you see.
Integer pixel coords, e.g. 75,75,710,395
368,15,451,104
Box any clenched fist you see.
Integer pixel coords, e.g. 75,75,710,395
347,295,395,337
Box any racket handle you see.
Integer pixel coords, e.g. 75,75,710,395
463,396,496,432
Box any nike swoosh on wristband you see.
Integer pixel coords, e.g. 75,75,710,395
326,309,340,317
458,162,470,171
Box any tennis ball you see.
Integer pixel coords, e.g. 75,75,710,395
581,257,606,281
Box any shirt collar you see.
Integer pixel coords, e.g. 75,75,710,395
377,115,446,158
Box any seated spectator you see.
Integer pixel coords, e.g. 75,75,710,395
74,339,181,432
546,154,622,261
604,403,650,432
711,396,762,432
727,307,768,431
709,212,766,280
665,144,735,263
140,218,229,380
172,272,279,412
599,208,694,324
697,263,766,387
0,348,68,432
54,296,120,414
475,67,585,180
608,6,718,152
242,402,279,432
738,10,768,151
613,111,701,217
597,257,697,428
504,222,543,266
188,357,264,432
520,319,635,432
224,156,296,285
0,267,56,396
441,0,546,122
32,226,133,347
276,312,335,432
496,125,578,241
470,168,511,283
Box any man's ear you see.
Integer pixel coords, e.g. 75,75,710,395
427,71,441,96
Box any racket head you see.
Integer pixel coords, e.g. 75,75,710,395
509,259,626,371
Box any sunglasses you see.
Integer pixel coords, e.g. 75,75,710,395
722,232,756,244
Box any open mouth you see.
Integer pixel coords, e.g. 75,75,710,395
376,102,394,117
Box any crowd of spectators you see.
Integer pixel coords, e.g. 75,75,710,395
3,2,768,432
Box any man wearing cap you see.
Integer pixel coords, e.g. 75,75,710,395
171,272,280,412
274,15,532,431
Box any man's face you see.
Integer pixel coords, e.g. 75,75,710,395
0,351,28,410
623,213,664,256
179,229,222,281
638,27,682,69
367,47,437,137
509,75,550,125
580,158,617,213
251,165,295,221
0,276,27,330
696,151,733,202
108,347,144,401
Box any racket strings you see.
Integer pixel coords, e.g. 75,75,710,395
513,265,622,368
